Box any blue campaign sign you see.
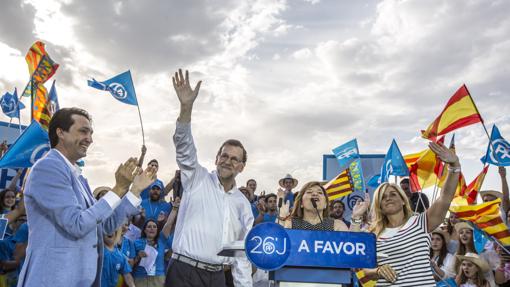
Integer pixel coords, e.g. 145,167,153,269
285,229,377,269
245,223,291,271
245,222,377,271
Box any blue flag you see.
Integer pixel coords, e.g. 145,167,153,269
0,121,50,168
332,139,360,170
481,125,510,166
48,80,60,113
375,139,409,185
0,88,25,118
87,70,138,106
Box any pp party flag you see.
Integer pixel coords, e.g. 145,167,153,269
25,41,59,84
450,199,510,245
481,125,510,166
48,80,60,114
0,121,50,168
378,139,409,184
332,139,360,170
1,88,25,118
407,137,445,192
324,168,354,200
422,84,483,141
88,70,138,106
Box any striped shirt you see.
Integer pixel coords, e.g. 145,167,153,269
376,213,435,286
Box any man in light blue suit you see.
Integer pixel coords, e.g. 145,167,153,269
17,108,156,287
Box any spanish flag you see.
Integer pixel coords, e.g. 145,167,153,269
355,269,376,287
463,165,489,204
405,137,444,192
450,199,510,245
324,168,354,200
421,85,483,141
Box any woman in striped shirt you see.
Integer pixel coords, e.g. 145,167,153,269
362,141,460,286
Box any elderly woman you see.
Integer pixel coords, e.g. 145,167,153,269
362,141,460,286
278,181,369,231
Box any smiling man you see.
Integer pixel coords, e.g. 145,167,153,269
18,107,156,287
165,70,253,287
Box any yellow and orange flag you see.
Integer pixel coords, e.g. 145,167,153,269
463,165,489,204
404,137,444,192
21,41,59,129
324,168,354,200
421,85,483,141
450,199,510,245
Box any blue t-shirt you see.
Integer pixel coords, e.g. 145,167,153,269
251,202,259,218
285,192,295,207
101,247,132,287
133,233,170,277
118,236,136,259
140,179,165,200
141,200,172,222
263,213,277,223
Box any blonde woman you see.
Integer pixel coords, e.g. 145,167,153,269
362,141,460,286
277,181,369,231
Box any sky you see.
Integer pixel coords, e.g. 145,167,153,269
1,0,509,198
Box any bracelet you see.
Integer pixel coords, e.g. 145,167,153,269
351,217,363,225
447,165,461,173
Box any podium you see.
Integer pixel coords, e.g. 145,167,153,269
242,223,377,286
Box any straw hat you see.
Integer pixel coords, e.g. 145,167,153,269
454,221,474,232
456,252,490,273
431,228,450,243
279,174,298,189
93,186,111,198
480,190,503,200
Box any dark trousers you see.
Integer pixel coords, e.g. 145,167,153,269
165,259,226,287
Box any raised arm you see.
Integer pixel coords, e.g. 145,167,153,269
499,167,509,214
426,141,460,232
162,197,180,238
350,193,370,232
173,69,202,124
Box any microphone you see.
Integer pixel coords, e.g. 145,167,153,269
311,198,323,224
278,198,283,208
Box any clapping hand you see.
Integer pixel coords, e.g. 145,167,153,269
113,158,140,197
131,166,157,197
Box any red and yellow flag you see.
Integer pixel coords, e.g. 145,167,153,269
463,165,489,204
324,168,354,200
421,85,483,141
25,41,59,83
32,85,51,130
355,269,376,287
450,199,510,245
405,137,444,192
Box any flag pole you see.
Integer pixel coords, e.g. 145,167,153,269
134,96,145,146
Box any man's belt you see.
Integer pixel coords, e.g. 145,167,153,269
171,253,224,272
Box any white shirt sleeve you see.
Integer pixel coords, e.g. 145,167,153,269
231,196,255,286
101,191,121,209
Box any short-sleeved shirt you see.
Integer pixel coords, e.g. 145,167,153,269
101,247,132,287
133,233,169,277
118,236,136,259
140,199,172,222
376,213,435,286
262,213,277,223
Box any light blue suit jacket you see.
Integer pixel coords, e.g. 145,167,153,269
17,149,139,287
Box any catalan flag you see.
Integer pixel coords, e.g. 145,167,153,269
324,168,354,200
422,85,483,141
355,269,376,287
450,199,510,245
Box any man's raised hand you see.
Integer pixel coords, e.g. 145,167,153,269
173,69,202,108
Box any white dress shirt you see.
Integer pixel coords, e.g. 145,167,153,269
172,121,254,286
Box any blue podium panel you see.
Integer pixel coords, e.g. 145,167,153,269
270,267,351,284
285,229,377,269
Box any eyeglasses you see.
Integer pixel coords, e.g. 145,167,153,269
218,153,242,165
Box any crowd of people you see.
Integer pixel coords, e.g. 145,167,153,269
0,69,509,287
